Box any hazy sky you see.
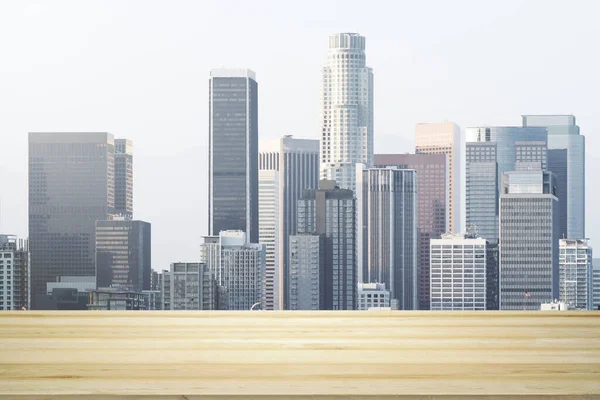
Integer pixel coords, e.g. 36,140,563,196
1,0,599,271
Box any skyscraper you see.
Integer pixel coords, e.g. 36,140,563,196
29,132,116,308
200,230,264,310
373,153,448,310
499,169,559,310
522,115,585,239
415,122,461,233
559,239,593,310
209,69,259,243
288,233,325,310
320,33,373,192
95,217,151,291
259,136,319,310
465,126,548,241
356,166,418,310
0,235,30,310
114,139,133,218
297,180,356,310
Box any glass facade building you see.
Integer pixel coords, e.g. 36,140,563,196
320,33,373,193
28,132,116,309
95,218,151,291
466,126,547,242
415,122,461,233
356,167,418,310
297,180,356,310
522,115,585,239
499,170,559,310
373,153,448,310
288,234,325,310
430,233,487,310
259,136,319,310
209,69,259,243
114,139,133,218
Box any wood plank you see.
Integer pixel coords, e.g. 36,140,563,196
0,311,598,398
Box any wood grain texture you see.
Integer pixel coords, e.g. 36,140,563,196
0,310,599,399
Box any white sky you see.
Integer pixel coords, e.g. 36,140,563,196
1,0,598,270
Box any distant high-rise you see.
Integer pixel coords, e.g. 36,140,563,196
357,283,392,310
559,239,593,310
320,33,373,192
28,132,117,308
259,136,319,310
209,69,259,243
430,233,487,310
522,115,585,239
593,259,600,310
499,169,559,310
95,218,151,292
374,153,448,310
114,139,133,218
0,235,30,310
356,166,418,310
297,180,356,310
288,234,325,310
200,231,264,310
465,126,547,241
165,262,220,310
415,122,461,233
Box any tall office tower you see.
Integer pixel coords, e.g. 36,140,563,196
486,242,499,310
465,126,548,241
522,115,585,239
114,139,133,218
320,33,374,192
593,259,600,310
499,170,559,310
288,234,325,310
29,132,116,308
0,235,30,310
415,122,461,233
356,166,418,310
373,153,448,310
95,217,151,291
166,262,220,310
559,239,593,310
297,180,356,310
209,69,259,243
430,233,487,310
200,230,264,310
259,136,319,310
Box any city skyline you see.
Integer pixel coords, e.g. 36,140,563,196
1,1,599,273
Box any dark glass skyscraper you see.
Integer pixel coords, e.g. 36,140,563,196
28,132,116,308
297,180,356,310
209,69,259,243
356,167,418,310
373,153,447,310
95,218,151,291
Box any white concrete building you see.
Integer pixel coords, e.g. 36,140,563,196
358,283,391,310
559,239,593,310
430,233,487,310
201,231,265,310
0,235,30,310
320,33,373,192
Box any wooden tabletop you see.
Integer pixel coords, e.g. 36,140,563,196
0,310,599,399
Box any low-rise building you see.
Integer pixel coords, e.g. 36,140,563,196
358,283,391,310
